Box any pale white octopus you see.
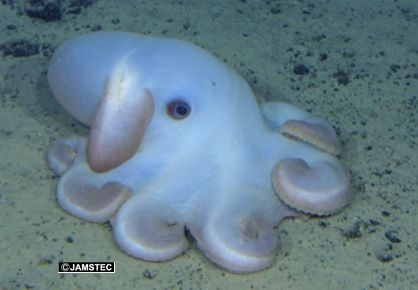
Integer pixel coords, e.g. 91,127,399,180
47,31,351,273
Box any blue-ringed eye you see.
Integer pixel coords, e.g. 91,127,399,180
166,99,191,120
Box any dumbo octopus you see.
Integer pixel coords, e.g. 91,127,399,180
47,31,352,273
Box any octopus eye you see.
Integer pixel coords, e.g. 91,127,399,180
166,99,191,120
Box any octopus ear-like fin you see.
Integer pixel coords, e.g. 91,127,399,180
87,65,154,173
280,120,342,156
260,102,342,155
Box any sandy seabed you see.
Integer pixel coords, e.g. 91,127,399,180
0,0,417,289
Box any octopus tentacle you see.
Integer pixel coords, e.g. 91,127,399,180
192,212,278,273
56,164,132,222
47,136,87,175
272,158,352,216
111,196,188,261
